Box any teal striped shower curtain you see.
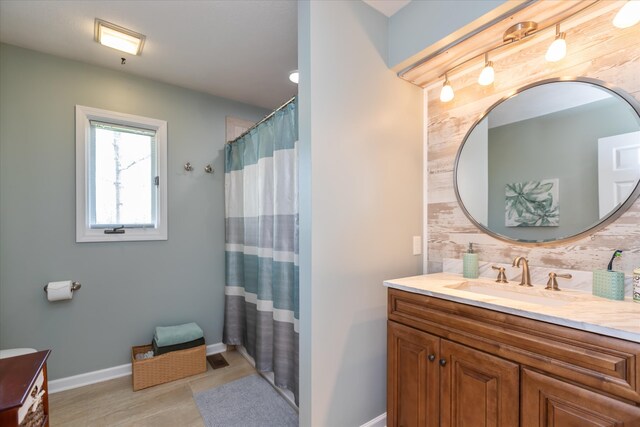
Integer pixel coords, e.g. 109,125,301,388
223,99,298,402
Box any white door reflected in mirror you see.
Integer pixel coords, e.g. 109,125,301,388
598,131,640,217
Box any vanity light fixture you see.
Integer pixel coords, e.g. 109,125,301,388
477,53,495,86
95,19,145,56
440,74,454,102
502,21,538,42
613,0,640,28
545,24,567,62
433,1,637,104
288,70,299,84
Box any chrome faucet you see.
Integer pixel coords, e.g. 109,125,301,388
512,256,533,287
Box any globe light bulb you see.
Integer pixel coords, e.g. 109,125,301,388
613,0,640,28
478,57,495,86
545,37,566,62
440,77,454,102
545,25,567,62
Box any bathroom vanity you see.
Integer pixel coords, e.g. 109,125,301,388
388,0,640,424
385,274,640,427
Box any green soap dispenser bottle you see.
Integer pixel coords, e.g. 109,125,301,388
463,243,479,279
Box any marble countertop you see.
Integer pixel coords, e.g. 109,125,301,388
384,273,640,343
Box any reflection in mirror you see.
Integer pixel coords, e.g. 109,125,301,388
456,79,640,244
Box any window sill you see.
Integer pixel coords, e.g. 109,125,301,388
76,228,167,243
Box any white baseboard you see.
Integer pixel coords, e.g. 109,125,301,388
205,342,227,355
49,342,226,394
48,363,132,394
360,412,386,427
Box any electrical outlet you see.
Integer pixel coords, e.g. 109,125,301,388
412,236,422,255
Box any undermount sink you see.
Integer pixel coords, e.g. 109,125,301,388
445,281,572,307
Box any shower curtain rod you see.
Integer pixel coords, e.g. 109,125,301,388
227,95,297,144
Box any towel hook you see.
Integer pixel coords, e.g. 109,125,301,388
204,164,214,174
184,162,194,172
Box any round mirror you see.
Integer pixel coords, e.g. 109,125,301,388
455,78,640,244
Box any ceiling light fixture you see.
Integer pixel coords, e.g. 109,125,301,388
545,24,567,62
289,70,299,84
477,53,495,86
95,19,146,56
613,0,640,28
440,74,454,102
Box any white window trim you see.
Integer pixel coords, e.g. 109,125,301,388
226,116,255,142
75,105,168,242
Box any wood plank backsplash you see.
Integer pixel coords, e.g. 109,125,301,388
426,3,640,275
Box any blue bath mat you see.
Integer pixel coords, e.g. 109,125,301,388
194,374,298,427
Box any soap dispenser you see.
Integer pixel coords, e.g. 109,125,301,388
463,243,479,279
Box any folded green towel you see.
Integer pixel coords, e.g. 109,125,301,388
153,337,205,356
154,322,204,347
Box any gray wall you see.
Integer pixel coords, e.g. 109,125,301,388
458,118,488,225
388,0,506,68
297,0,313,423
0,43,268,379
487,98,639,241
298,1,423,425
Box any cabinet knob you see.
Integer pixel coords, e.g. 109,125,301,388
439,358,447,366
428,354,435,362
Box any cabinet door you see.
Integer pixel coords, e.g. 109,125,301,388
522,368,640,427
388,321,440,427
440,339,519,427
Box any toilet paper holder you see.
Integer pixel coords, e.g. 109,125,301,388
43,281,82,293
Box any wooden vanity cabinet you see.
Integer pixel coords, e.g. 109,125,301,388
387,288,640,427
388,321,440,427
521,369,640,427
388,321,518,427
440,339,519,426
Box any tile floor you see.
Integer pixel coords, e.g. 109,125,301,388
49,351,255,426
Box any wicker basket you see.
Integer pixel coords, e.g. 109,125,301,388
131,344,206,391
18,400,45,427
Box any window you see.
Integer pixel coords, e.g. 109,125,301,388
226,116,255,142
76,105,167,242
